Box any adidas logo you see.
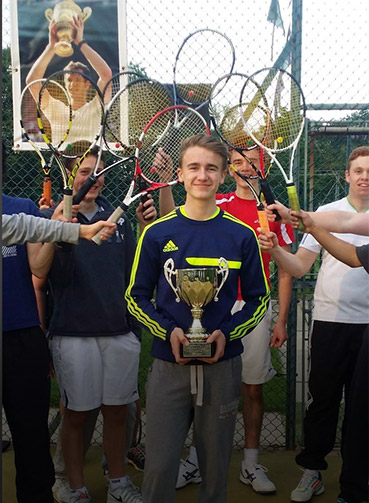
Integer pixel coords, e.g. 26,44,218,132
163,240,178,252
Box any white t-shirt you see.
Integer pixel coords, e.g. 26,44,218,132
300,197,369,324
43,95,102,148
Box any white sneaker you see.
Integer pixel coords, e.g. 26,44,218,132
107,475,142,503
52,476,71,503
70,488,91,503
240,461,276,494
291,469,324,502
176,458,202,489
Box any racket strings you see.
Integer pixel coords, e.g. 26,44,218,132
174,29,235,105
137,107,209,184
21,83,45,144
104,79,172,157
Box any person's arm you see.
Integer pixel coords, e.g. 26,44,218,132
155,148,177,217
135,194,157,235
258,230,318,278
308,224,362,268
72,16,112,98
294,210,369,236
2,213,116,245
26,19,58,105
32,276,48,331
270,245,292,348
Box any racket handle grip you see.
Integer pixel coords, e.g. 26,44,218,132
63,189,73,221
43,178,52,206
286,184,305,231
140,193,151,220
259,179,281,221
73,175,97,205
257,207,270,234
91,206,124,246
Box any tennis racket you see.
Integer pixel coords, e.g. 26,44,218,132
91,105,210,244
20,78,70,206
37,70,104,218
173,28,235,109
209,73,273,232
73,76,172,203
102,70,144,103
239,67,306,229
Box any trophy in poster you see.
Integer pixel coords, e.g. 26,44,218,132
164,257,229,358
45,0,92,57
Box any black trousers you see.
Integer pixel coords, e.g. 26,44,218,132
3,326,55,503
339,328,369,503
295,321,367,474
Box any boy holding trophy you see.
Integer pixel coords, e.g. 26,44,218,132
125,134,270,503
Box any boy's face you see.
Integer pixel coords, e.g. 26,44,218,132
345,155,369,202
70,155,104,202
229,149,259,188
178,146,226,201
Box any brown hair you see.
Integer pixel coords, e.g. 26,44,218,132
179,134,229,171
63,61,90,75
65,145,104,172
347,146,369,170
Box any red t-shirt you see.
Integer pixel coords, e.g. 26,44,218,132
216,192,295,295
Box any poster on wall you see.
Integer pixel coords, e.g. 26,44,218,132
10,0,126,151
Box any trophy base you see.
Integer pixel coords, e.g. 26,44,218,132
181,340,215,359
55,42,74,58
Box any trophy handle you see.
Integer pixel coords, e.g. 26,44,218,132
163,258,181,303
214,257,229,301
81,7,92,22
45,8,53,22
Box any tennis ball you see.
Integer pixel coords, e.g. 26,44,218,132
188,90,194,98
277,136,283,144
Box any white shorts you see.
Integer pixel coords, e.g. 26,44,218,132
231,301,276,385
50,332,140,411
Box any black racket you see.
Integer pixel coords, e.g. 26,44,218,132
173,28,235,109
37,70,104,218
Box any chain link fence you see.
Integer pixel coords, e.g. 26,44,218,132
2,0,369,451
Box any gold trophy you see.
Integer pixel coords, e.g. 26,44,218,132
45,0,92,57
164,258,229,358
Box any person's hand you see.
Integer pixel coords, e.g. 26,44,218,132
153,147,173,183
48,19,58,49
265,201,291,224
270,319,288,348
136,194,157,230
290,210,315,233
198,329,226,364
51,202,80,222
257,227,279,252
80,221,116,241
170,327,193,365
71,15,84,45
38,196,55,210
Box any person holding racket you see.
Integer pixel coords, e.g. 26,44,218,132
159,145,294,494
38,148,155,503
258,146,369,503
125,134,270,503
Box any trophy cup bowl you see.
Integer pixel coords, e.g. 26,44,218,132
45,0,92,57
164,258,229,358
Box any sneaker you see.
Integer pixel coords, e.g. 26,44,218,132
176,458,202,489
127,444,145,472
291,469,324,502
107,476,142,503
239,461,276,494
52,476,71,503
70,488,91,503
